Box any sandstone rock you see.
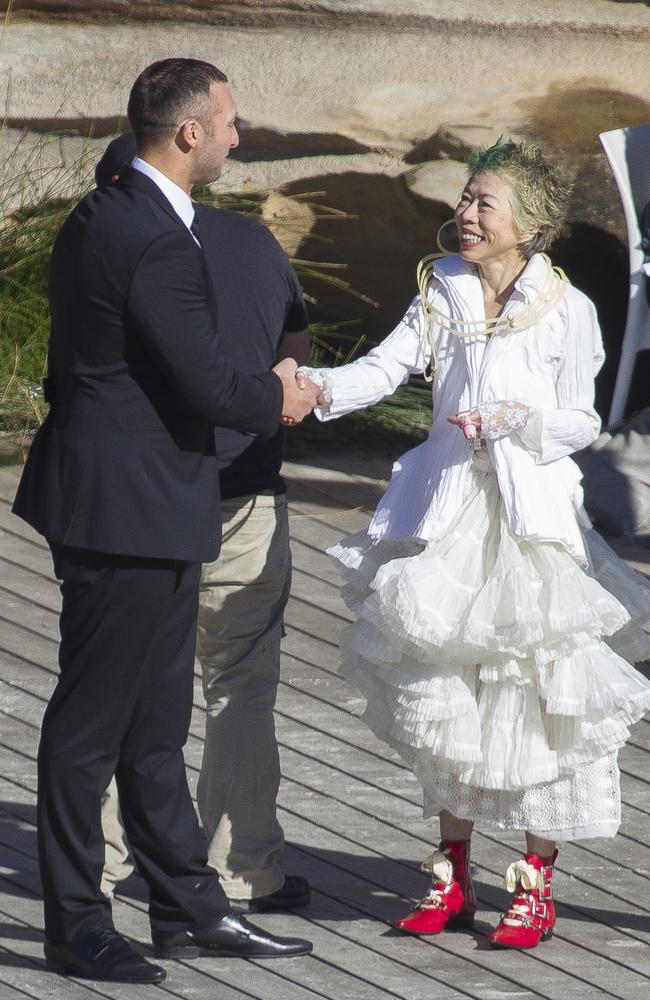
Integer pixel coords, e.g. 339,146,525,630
3,0,649,420
283,171,451,345
518,84,650,155
403,159,468,212
0,126,406,213
405,124,514,165
0,129,100,208
260,190,315,257
6,0,650,33
3,21,649,149
215,151,405,197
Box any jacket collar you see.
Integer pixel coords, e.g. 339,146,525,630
131,156,195,231
118,165,191,233
512,253,551,303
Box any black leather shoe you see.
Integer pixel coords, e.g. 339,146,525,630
45,928,166,983
151,913,313,960
230,875,310,913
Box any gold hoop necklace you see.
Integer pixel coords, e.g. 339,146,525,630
416,231,570,381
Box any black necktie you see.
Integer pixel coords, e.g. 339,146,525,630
190,213,201,245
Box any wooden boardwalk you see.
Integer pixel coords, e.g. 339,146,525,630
0,456,649,1000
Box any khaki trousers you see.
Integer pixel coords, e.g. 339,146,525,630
196,492,291,898
101,493,291,901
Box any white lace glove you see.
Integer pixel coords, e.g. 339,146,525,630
477,400,534,440
296,366,333,413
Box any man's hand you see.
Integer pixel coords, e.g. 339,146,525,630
272,357,321,426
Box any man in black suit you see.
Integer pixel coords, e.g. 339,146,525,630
12,58,318,984
96,133,313,914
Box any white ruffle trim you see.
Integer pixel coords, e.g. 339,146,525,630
329,455,650,834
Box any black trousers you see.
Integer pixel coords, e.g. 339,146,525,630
39,545,229,944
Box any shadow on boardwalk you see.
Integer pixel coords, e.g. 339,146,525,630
0,459,649,1000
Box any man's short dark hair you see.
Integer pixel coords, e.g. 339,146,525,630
127,58,228,149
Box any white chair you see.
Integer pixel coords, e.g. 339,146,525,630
599,124,650,428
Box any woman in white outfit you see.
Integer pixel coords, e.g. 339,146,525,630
300,140,650,949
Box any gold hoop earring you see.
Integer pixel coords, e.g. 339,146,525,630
436,218,458,255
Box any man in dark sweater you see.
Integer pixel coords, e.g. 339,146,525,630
97,132,311,913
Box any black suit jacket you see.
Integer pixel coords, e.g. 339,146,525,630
12,168,282,561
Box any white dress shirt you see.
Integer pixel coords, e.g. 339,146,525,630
131,156,199,243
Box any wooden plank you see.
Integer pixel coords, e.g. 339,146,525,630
0,594,59,644
285,594,353,636
0,617,59,673
183,708,650,970
87,856,535,1000
2,458,650,1000
290,569,352,621
0,810,454,1000
619,747,650,785
0,873,165,1000
0,561,60,615
276,811,646,1000
7,713,647,1000
0,533,50,570
1,768,411,1000
291,537,349,591
0,504,49,553
0,852,322,1000
618,775,650,818
246,909,494,1000
0,944,114,1000
0,466,22,498
272,756,650,938
286,469,380,508
109,884,407,1000
0,679,49,730
0,536,55,583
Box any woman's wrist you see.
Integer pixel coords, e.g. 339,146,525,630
477,400,534,440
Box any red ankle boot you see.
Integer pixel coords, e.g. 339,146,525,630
489,850,557,949
395,840,476,935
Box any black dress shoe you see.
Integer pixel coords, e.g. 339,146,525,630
151,913,313,960
45,927,166,983
230,875,310,913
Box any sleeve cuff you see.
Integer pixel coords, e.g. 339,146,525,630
516,407,544,455
297,366,333,421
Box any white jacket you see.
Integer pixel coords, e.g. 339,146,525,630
311,253,605,565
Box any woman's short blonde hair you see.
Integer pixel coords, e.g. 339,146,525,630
466,139,570,258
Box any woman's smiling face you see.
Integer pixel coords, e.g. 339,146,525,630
454,171,527,265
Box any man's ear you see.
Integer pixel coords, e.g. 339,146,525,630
177,119,200,152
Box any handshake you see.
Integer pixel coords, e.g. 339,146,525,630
272,358,326,427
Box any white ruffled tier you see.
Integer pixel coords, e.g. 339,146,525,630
330,452,650,837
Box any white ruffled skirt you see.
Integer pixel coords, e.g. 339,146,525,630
330,450,650,840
